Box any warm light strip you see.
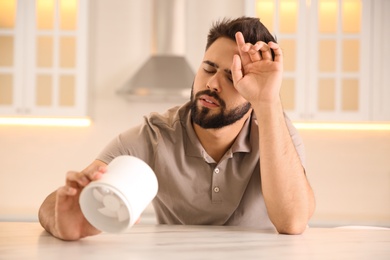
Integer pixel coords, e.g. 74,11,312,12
0,117,91,127
1,118,388,130
293,122,390,131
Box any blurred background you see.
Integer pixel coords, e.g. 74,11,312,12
0,0,389,228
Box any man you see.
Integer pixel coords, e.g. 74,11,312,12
39,17,315,241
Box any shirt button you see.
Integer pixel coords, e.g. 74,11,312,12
214,168,220,174
213,186,220,193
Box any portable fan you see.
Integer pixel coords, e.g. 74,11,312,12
92,187,129,222
79,155,158,233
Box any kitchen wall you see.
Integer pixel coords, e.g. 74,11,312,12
0,0,389,227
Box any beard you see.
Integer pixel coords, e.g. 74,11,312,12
190,89,251,129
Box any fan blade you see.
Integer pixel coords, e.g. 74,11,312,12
98,207,117,218
92,188,104,202
117,205,129,222
102,194,121,211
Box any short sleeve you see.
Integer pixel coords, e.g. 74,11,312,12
96,117,159,166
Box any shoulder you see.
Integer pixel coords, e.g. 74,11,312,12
146,101,191,130
97,102,192,164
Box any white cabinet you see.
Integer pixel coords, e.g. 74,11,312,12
0,0,88,117
245,0,390,121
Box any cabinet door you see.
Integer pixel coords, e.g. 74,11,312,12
0,0,88,117
246,0,371,121
307,0,370,121
0,0,23,114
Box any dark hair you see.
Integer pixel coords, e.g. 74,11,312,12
206,17,277,58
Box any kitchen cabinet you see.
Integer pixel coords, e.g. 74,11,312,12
0,0,88,117
245,0,390,121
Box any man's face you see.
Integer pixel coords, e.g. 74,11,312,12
190,37,251,129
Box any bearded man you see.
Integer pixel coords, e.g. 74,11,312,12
38,17,315,241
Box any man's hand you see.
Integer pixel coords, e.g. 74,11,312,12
39,160,107,240
231,31,283,105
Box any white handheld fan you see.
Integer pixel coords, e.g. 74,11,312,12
79,155,158,233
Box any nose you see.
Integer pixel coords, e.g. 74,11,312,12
206,73,222,92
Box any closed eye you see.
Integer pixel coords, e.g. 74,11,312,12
202,60,233,84
203,60,218,74
203,68,233,84
203,68,216,74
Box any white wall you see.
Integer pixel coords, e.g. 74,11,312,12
302,130,390,227
0,0,389,227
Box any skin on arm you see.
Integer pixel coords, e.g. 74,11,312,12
231,32,315,234
38,160,107,240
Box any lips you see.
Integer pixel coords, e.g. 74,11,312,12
199,95,220,108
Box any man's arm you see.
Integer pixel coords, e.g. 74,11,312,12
38,160,107,240
232,32,315,234
254,101,315,234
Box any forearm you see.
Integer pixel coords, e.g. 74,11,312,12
254,100,315,234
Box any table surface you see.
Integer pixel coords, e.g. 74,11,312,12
0,222,389,259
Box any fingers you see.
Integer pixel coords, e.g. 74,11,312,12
231,54,243,84
235,31,282,63
246,43,262,62
66,171,90,187
65,166,106,189
57,185,77,197
245,41,273,62
235,32,252,65
258,42,272,61
268,41,283,63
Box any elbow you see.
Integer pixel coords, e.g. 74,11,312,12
271,193,316,235
270,210,313,235
276,223,307,235
277,197,316,235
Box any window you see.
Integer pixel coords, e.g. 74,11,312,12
0,0,88,117
245,0,390,121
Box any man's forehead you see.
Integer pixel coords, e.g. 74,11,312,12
204,37,238,66
206,37,238,54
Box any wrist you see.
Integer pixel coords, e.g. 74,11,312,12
252,97,283,116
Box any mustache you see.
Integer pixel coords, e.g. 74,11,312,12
194,90,226,108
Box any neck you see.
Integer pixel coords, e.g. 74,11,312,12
193,110,252,162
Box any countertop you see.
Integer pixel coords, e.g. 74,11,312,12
0,222,389,259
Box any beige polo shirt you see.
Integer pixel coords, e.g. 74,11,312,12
97,102,306,230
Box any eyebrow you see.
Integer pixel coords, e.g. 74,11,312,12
203,60,232,76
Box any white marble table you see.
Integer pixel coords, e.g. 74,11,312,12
0,222,389,259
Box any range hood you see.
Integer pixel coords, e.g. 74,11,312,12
118,0,194,100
